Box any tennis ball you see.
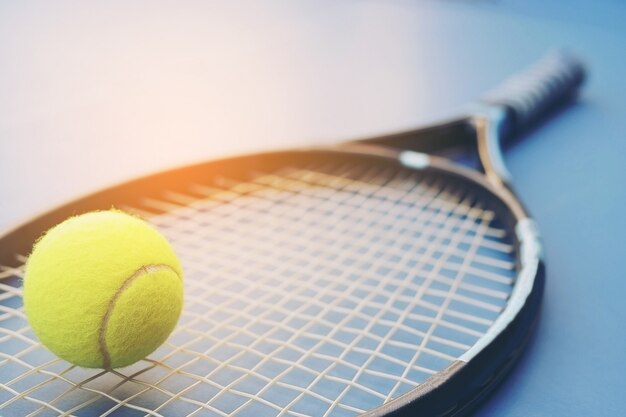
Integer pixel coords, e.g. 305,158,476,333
23,210,183,369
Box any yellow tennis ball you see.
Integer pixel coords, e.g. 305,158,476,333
23,210,183,369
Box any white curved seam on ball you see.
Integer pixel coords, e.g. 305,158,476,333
98,264,180,369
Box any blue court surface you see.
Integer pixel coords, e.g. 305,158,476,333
1,1,624,416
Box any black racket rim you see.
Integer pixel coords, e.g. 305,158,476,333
0,145,544,417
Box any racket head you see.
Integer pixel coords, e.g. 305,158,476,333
0,146,543,417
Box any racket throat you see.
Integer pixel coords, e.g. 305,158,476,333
472,105,512,187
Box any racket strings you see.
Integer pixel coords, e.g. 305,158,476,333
0,164,516,417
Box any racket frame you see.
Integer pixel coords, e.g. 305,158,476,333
1,50,585,416
0,133,544,416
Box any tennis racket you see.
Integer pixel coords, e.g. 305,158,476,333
0,51,585,417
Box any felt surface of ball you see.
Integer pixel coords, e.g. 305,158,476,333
23,210,184,369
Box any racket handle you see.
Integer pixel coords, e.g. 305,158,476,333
481,51,586,137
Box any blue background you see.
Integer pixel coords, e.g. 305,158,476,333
1,1,624,415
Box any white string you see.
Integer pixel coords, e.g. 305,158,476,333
0,164,516,417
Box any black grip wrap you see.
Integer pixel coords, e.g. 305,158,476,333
481,51,586,136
